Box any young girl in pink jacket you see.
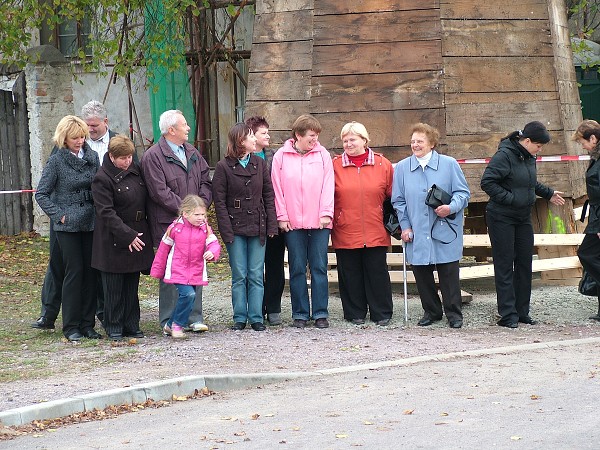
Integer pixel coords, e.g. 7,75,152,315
150,195,221,338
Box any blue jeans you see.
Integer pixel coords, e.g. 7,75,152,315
225,235,266,324
169,284,196,328
285,228,330,321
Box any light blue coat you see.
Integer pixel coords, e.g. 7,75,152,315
391,151,470,265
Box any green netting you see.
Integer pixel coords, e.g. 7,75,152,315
145,0,196,143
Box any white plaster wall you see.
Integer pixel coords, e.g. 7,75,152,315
25,62,75,235
72,69,153,150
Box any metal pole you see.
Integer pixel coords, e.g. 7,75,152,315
402,239,409,323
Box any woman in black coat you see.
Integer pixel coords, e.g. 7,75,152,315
35,115,100,341
91,135,154,340
212,123,278,331
573,120,600,321
481,121,565,328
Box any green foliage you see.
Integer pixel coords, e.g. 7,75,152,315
0,0,202,84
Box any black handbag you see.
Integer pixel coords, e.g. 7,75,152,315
425,184,456,220
579,269,599,296
424,184,458,244
383,198,401,240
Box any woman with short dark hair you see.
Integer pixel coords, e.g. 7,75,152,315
481,121,565,328
573,119,600,321
271,114,335,329
212,123,278,331
91,135,154,340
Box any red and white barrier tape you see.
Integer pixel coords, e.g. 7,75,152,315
455,154,591,164
0,189,36,194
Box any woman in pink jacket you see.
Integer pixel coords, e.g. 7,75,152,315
271,114,334,329
151,195,221,338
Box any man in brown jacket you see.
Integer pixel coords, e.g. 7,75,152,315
140,110,212,332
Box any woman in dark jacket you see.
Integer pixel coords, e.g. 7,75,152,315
245,115,285,326
481,121,565,328
212,123,278,331
35,115,100,341
91,135,155,340
573,120,600,321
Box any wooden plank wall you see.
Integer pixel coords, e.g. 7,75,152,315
440,0,584,202
245,0,315,145
246,0,585,204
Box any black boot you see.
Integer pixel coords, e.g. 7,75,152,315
590,299,600,321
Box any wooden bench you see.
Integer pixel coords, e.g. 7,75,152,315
284,234,583,302
325,234,583,283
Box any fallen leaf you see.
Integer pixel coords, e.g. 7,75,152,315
530,395,540,400
440,412,449,416
403,409,414,415
251,413,260,420
336,434,348,438
363,421,374,425
511,436,522,441
292,426,301,431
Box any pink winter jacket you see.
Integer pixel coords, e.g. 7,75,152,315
271,139,334,230
150,217,221,286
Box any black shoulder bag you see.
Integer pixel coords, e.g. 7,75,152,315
383,198,401,240
425,184,457,244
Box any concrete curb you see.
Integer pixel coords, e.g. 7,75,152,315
2,337,599,427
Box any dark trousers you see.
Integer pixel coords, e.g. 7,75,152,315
486,210,534,323
159,281,203,328
101,271,141,336
95,271,106,326
263,233,286,315
41,223,105,324
577,233,600,304
335,246,393,322
412,261,462,322
40,223,63,321
55,231,97,336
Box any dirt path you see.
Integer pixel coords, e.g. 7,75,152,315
3,280,600,412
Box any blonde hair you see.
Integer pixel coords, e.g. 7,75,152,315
178,195,206,217
410,123,440,148
340,121,370,145
53,115,89,149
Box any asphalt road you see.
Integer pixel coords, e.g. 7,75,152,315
3,340,599,449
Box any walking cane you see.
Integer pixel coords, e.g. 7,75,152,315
402,237,410,323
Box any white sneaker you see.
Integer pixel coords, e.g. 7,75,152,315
190,322,209,332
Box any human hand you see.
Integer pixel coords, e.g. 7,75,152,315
278,221,291,232
128,233,145,252
550,191,565,206
60,215,66,224
402,228,414,243
435,204,452,218
319,216,331,229
203,250,214,261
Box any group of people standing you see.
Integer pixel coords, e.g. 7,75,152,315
32,104,600,339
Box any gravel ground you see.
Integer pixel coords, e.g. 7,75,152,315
3,277,600,412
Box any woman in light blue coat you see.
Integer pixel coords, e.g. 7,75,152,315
391,123,470,328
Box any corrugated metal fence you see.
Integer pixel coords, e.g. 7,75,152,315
0,72,33,235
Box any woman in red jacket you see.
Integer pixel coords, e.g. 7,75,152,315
331,122,394,325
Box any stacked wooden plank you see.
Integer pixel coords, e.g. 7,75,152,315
246,0,586,204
